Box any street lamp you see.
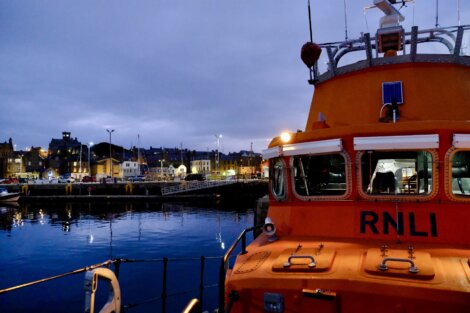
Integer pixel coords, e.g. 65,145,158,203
106,129,115,177
159,159,165,180
88,142,94,177
215,134,222,175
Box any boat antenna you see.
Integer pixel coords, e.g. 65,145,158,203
343,0,349,40
363,8,370,33
301,0,322,84
307,0,313,43
435,0,439,28
307,0,314,82
458,0,461,26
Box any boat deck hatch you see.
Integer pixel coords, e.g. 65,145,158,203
272,248,335,272
364,248,435,280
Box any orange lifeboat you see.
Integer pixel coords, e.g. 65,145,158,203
221,1,470,312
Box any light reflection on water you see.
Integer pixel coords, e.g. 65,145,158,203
0,201,256,313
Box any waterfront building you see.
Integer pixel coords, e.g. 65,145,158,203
70,157,89,180
95,157,120,179
23,147,47,178
47,131,83,175
175,164,187,177
190,159,211,174
217,155,237,176
0,138,13,178
167,164,176,177
120,161,140,179
6,151,25,178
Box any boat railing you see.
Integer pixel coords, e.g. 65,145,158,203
312,24,470,84
218,224,263,313
0,256,222,313
182,298,202,313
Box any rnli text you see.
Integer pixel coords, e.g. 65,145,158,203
360,211,438,237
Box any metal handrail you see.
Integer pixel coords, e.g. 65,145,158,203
182,298,202,313
0,259,117,295
0,256,222,312
218,224,263,313
312,24,470,83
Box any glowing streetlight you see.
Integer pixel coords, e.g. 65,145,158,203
215,134,222,175
88,142,94,177
106,129,115,177
159,159,165,180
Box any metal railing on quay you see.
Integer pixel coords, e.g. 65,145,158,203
161,180,238,196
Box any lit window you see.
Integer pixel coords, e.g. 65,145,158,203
293,153,346,196
451,151,470,196
361,151,433,195
269,158,285,200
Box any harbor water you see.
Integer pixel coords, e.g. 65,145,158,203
0,200,257,312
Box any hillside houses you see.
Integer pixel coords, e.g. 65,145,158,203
1,131,264,180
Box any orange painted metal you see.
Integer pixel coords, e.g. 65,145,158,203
225,52,470,312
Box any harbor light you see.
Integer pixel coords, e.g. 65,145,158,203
280,132,292,143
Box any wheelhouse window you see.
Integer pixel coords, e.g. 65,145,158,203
293,153,346,196
269,158,285,200
361,151,433,195
451,150,470,196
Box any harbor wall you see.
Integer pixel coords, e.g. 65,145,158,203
1,180,268,202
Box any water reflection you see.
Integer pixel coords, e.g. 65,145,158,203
0,200,255,313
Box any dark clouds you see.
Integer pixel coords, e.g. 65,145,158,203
0,1,467,152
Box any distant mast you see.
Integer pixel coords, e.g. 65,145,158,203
137,134,141,164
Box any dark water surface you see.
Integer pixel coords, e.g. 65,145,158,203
0,200,256,312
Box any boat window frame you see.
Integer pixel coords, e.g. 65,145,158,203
445,147,470,202
269,157,287,201
356,149,439,201
290,151,352,201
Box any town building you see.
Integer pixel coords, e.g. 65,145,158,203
6,151,25,179
190,159,211,174
23,147,47,178
48,131,86,176
0,138,14,178
120,161,140,179
95,157,120,179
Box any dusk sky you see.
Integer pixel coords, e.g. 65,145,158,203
1,1,468,153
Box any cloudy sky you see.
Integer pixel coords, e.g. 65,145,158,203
0,0,467,153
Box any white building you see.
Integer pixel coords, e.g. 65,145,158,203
190,159,211,174
176,165,187,177
120,161,140,178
